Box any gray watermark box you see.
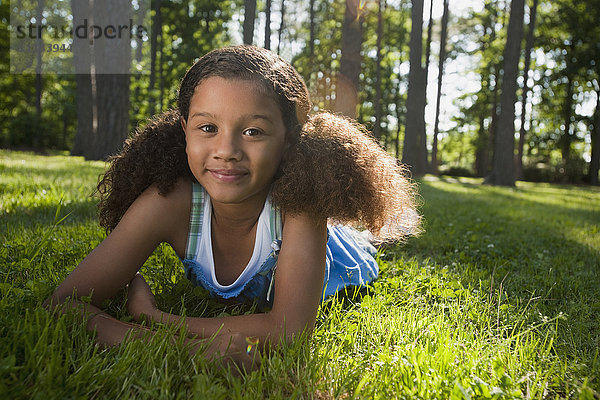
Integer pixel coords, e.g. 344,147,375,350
10,0,152,74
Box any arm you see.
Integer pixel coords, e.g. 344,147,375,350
128,212,328,349
45,182,261,370
44,183,187,345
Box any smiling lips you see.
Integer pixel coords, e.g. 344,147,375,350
208,168,248,183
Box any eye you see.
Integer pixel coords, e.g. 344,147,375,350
243,128,263,137
199,124,217,133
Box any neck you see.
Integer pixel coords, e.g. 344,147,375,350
210,191,268,235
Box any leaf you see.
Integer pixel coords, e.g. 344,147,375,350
353,374,370,397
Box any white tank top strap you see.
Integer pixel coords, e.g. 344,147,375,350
184,182,283,293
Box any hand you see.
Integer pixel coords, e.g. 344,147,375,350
189,332,261,374
126,273,158,322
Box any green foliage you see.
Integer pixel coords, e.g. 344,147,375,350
0,1,76,150
1,151,599,398
291,0,346,112
290,0,412,151
3,0,599,183
446,0,600,181
1,0,234,151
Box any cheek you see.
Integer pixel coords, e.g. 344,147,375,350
260,145,285,176
185,141,205,167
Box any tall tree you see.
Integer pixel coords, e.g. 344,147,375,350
35,0,43,123
148,0,162,117
561,51,575,165
455,0,507,177
277,0,286,54
71,0,93,157
265,0,272,49
334,0,365,119
535,0,599,182
486,0,525,186
402,0,428,175
420,0,434,168
373,0,385,140
243,0,257,45
424,0,434,86
516,0,538,180
71,0,131,160
589,84,600,185
431,0,449,174
308,0,316,60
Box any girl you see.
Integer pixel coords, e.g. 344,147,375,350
45,45,419,370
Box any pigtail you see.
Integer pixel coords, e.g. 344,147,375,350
271,112,420,242
96,109,194,232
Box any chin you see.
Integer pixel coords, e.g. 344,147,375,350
207,185,271,206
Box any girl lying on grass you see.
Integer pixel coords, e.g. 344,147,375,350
45,45,420,371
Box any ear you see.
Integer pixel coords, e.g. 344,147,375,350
180,117,187,133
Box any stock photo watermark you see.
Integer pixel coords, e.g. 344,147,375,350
10,0,152,75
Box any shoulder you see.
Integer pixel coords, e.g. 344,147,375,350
281,212,326,243
120,178,193,256
278,212,327,271
130,178,191,214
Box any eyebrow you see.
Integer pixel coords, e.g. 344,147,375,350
189,111,274,124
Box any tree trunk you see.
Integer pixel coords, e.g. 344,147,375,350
420,0,434,168
334,0,364,119
243,0,257,45
158,19,164,113
487,0,524,186
71,0,93,156
90,75,130,159
402,0,427,175
35,0,43,123
561,74,574,165
431,0,449,174
424,0,434,86
588,87,600,185
516,0,538,180
307,0,316,90
309,0,315,59
477,0,502,177
71,0,131,160
277,0,285,54
373,0,384,140
488,70,500,173
265,0,272,49
72,73,93,156
394,87,403,159
148,0,161,116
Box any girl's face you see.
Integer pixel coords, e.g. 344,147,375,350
182,77,287,206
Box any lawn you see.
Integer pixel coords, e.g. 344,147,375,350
1,149,599,399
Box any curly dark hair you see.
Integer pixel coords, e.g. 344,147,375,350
177,45,311,144
272,112,420,240
97,45,420,241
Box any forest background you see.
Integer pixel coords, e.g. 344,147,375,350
2,0,599,186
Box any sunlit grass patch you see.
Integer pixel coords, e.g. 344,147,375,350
1,152,599,398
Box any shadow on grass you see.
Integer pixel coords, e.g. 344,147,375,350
391,179,600,357
0,163,105,179
0,199,100,231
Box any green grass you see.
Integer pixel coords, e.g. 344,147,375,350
1,149,599,399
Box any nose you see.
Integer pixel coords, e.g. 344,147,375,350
213,129,243,161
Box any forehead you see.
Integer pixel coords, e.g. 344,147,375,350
189,77,281,116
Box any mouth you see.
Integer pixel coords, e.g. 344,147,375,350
208,168,248,183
